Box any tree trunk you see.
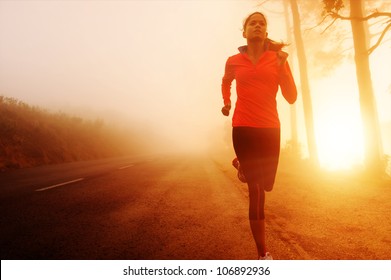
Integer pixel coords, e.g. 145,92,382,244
289,0,319,166
349,0,383,174
283,0,299,157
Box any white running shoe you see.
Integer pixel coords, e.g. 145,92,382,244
259,252,273,260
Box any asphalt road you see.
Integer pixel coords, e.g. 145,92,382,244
0,153,258,259
2,152,390,260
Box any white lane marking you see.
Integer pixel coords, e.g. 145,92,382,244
35,178,85,192
118,164,134,170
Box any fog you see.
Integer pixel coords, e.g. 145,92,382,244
1,0,272,153
1,0,390,169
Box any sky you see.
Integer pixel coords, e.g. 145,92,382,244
0,0,390,170
0,0,275,151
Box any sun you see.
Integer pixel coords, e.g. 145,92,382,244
316,111,364,170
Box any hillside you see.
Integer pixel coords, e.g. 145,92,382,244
0,96,150,170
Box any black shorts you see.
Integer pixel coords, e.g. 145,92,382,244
232,127,280,191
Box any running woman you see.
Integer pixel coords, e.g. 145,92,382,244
221,12,297,260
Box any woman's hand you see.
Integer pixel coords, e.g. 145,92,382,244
221,104,231,116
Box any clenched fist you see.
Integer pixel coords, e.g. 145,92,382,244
221,104,231,116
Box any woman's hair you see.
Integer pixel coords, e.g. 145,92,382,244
242,11,288,51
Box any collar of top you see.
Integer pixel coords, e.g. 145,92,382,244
238,41,270,54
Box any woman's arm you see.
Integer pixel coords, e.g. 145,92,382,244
278,58,297,104
221,57,235,115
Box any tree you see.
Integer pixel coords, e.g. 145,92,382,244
289,0,319,166
257,0,319,164
283,0,299,158
323,0,391,175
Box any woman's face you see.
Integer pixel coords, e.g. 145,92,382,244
243,13,267,41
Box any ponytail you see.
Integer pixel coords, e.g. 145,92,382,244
265,38,287,52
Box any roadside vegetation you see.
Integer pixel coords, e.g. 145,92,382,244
0,96,151,169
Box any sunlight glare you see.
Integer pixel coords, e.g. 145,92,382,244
316,114,364,170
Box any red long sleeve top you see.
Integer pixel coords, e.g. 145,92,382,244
222,46,297,128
